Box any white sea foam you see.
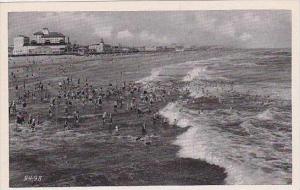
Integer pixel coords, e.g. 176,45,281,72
159,102,288,185
153,51,291,185
136,68,162,84
257,108,276,121
182,66,208,82
137,59,211,85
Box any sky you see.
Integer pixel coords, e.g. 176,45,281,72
8,11,291,48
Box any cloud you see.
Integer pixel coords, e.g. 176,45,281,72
117,30,133,39
139,30,170,45
8,11,291,48
218,22,236,38
243,13,261,23
239,33,253,41
94,26,112,38
195,14,217,31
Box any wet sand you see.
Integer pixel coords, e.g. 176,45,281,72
9,51,228,187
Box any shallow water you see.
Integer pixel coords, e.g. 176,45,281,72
141,49,292,184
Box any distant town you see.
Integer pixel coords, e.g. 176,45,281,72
9,28,209,56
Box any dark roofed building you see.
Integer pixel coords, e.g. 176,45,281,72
33,28,66,45
43,32,65,38
18,35,29,38
13,28,67,55
33,31,44,35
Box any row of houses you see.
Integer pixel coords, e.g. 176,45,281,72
85,40,185,55
86,38,139,55
11,28,188,56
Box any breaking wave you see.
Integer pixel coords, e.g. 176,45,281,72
159,102,290,185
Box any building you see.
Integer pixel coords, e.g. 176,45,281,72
32,28,66,45
88,39,112,54
14,35,30,47
145,46,157,52
8,46,14,56
12,35,30,55
77,46,89,56
12,28,67,56
175,46,185,52
136,46,145,52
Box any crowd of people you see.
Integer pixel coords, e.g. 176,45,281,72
9,65,180,138
9,57,274,140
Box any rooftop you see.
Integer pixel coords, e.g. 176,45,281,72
34,31,65,38
17,35,29,38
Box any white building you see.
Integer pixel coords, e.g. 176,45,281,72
89,43,105,53
145,46,157,52
12,28,67,56
136,46,145,52
33,28,66,45
14,35,30,47
88,39,111,54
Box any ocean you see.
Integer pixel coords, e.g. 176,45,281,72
139,49,292,185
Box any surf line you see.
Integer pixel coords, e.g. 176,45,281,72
158,102,244,185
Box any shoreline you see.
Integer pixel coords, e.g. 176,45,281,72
9,51,228,187
9,83,227,187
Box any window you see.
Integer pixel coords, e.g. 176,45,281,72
45,40,51,44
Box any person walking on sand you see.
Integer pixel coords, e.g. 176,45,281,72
9,102,12,116
31,118,36,132
16,113,24,125
163,118,168,125
113,100,118,112
173,119,178,126
102,111,107,125
142,122,147,136
137,107,142,118
28,114,33,126
109,113,113,125
119,95,124,108
75,111,80,125
130,100,134,111
64,105,68,115
114,125,119,136
64,120,69,130
36,115,40,125
48,107,53,118
11,101,16,115
13,101,17,113
97,96,102,107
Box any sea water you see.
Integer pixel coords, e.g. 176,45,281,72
139,49,292,185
